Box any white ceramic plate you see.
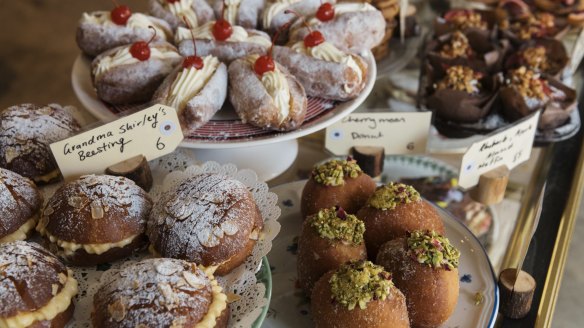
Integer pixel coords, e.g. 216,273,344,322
71,52,376,149
265,180,499,328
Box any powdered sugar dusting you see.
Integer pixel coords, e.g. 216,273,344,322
94,258,213,327
0,241,68,317
0,168,42,237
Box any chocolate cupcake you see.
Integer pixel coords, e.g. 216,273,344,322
534,0,584,20
496,1,568,44
0,104,80,184
434,8,498,43
0,168,42,244
500,66,577,129
504,39,569,77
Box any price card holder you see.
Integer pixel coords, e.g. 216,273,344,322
51,104,184,180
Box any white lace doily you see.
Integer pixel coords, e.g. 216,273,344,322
37,152,280,328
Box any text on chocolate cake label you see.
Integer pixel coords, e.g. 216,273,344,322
324,112,432,155
50,104,184,179
459,111,540,189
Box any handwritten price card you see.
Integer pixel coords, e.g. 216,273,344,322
325,112,432,155
459,111,540,189
51,104,184,179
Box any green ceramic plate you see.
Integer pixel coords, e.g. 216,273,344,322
252,257,272,327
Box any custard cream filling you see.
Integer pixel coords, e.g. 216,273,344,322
306,3,375,26
0,216,37,244
262,0,302,29
37,226,139,255
93,47,180,79
291,41,363,92
161,0,199,27
195,268,228,328
0,270,78,328
80,11,170,39
165,56,220,112
175,23,271,47
246,55,291,124
223,0,242,25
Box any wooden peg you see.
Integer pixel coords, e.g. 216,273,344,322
105,155,153,191
469,165,510,205
498,268,536,319
351,146,385,178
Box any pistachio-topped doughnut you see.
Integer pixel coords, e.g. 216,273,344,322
311,260,410,328
301,158,376,218
92,258,229,328
0,241,78,328
0,168,42,244
147,173,263,276
377,230,461,327
357,182,445,259
297,207,367,295
36,175,153,266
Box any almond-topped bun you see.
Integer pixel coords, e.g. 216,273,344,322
147,173,264,276
149,0,214,29
0,241,78,328
301,158,376,218
92,258,229,328
297,207,366,295
377,231,461,327
273,44,368,101
213,0,265,29
36,175,153,266
358,182,445,259
0,168,42,244
91,41,182,105
311,260,410,328
175,23,272,64
289,2,386,52
0,104,81,184
228,54,307,131
76,10,173,57
152,54,228,134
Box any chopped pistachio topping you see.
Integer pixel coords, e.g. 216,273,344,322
435,65,483,94
367,182,421,210
508,66,549,100
474,291,484,306
309,207,365,245
407,230,461,270
440,31,472,59
312,159,362,186
329,260,394,310
447,10,487,30
521,46,549,71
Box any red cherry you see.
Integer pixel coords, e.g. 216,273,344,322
183,56,204,69
304,31,325,47
254,55,276,76
111,4,131,25
316,3,335,22
212,19,233,41
130,41,151,61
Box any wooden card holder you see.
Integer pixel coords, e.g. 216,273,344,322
498,268,537,319
105,155,153,191
469,165,510,205
352,146,385,178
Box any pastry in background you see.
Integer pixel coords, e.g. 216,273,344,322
0,241,78,328
297,207,367,295
213,0,266,29
37,175,153,266
262,0,335,38
311,260,410,328
504,39,569,77
301,158,376,218
0,168,42,244
0,103,81,184
149,0,214,29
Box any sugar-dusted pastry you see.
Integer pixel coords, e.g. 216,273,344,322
153,29,227,134
0,168,42,244
76,3,172,57
311,260,410,328
228,50,307,131
356,182,445,259
147,173,264,276
175,19,272,63
0,241,78,328
0,103,81,184
289,2,386,52
149,0,214,29
301,158,376,218
297,207,367,295
262,0,336,36
36,175,153,266
91,29,182,104
213,0,265,29
92,258,229,328
377,230,461,327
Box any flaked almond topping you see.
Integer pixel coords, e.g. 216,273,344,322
108,298,127,322
227,292,242,303
26,255,34,268
68,196,86,209
170,317,187,328
5,147,18,163
58,272,68,284
158,283,177,307
132,279,140,289
51,284,59,296
90,200,104,219
183,271,205,289
156,261,180,276
435,65,483,94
